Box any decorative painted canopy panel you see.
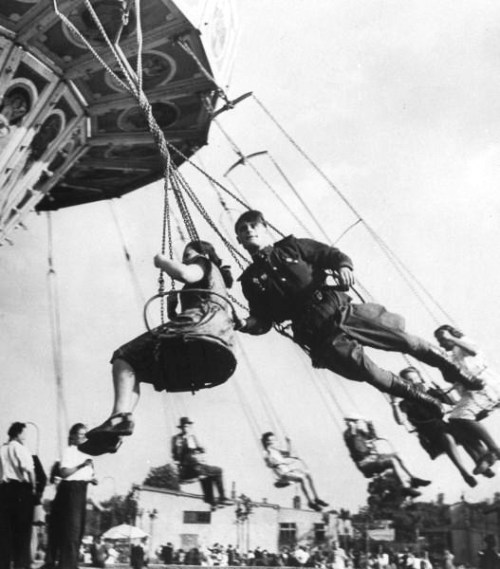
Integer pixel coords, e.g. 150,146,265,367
0,0,238,244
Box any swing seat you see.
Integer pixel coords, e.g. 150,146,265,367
274,479,291,489
144,290,237,393
154,334,237,393
357,455,393,479
180,474,207,484
178,461,208,485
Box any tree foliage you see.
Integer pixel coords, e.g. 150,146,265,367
143,463,180,491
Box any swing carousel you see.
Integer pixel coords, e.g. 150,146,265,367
2,1,498,519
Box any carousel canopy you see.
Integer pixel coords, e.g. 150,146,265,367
0,0,238,245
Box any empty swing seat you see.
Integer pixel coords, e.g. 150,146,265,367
144,289,237,393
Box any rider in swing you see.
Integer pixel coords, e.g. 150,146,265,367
261,431,328,511
81,240,235,455
233,210,483,412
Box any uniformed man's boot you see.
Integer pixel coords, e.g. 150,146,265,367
389,376,443,417
414,345,484,391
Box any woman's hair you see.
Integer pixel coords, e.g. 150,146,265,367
434,324,463,339
68,422,86,444
261,431,274,448
8,421,26,440
185,240,233,288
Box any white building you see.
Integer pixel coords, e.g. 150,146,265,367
134,485,340,555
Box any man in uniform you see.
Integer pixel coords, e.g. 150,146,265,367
234,210,482,413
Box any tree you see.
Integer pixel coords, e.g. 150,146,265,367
143,463,180,490
97,489,139,533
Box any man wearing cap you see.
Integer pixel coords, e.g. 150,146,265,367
233,210,482,414
171,417,231,510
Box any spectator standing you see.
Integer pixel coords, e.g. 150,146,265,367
47,423,97,569
90,536,107,568
0,422,36,569
161,542,174,564
443,550,455,569
331,541,348,569
479,535,500,569
294,546,310,567
130,538,148,569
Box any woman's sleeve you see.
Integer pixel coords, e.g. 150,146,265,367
185,256,211,283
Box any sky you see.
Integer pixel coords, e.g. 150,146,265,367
2,0,500,513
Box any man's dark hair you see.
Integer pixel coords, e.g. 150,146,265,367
399,366,420,379
8,422,26,440
234,210,267,234
261,431,274,448
434,324,463,339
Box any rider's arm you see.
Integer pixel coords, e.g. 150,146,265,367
391,397,406,426
235,315,272,335
449,335,478,357
154,254,205,284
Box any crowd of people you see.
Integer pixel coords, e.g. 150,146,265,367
153,539,499,569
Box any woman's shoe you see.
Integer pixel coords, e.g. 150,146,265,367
78,435,123,456
308,501,322,512
410,477,431,488
401,487,421,498
86,412,135,439
463,474,477,488
482,468,496,478
473,452,498,475
315,498,329,508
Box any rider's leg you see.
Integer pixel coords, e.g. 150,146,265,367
110,358,140,416
318,334,442,415
440,432,477,486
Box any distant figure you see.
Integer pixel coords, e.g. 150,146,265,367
261,431,328,511
160,542,174,565
130,538,148,569
105,545,119,566
90,536,107,568
478,535,500,569
293,545,310,567
443,550,455,569
0,422,36,569
435,325,500,474
343,416,430,496
330,541,348,569
171,417,232,510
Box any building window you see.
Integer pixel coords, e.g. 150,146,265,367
183,511,211,524
279,523,297,547
314,523,326,543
